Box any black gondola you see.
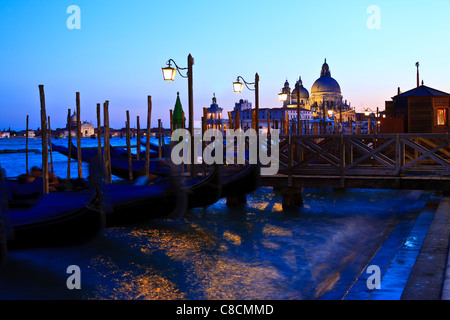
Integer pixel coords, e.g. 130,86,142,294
107,157,172,180
51,142,159,162
0,212,7,267
220,164,260,198
101,177,187,227
183,166,222,210
4,188,105,249
51,143,166,180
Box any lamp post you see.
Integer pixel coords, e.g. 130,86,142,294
233,73,259,135
162,54,195,177
327,109,333,118
233,73,259,163
363,107,373,134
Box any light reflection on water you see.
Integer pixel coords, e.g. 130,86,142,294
0,185,431,300
0,138,433,300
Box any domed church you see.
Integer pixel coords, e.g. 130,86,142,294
280,59,353,120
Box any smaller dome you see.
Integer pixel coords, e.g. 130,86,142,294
70,111,77,123
292,85,310,99
291,77,309,99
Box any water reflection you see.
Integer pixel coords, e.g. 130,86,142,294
0,186,431,300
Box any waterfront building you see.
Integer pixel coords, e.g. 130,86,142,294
205,94,227,131
279,59,355,122
384,84,450,133
64,111,95,137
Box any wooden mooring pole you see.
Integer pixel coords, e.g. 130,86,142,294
136,116,141,161
76,92,82,179
38,85,49,194
67,109,72,180
25,115,29,174
145,96,152,175
158,119,162,160
126,110,133,181
48,115,54,172
103,101,111,184
96,103,102,161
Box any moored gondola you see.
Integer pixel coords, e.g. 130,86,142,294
101,177,187,227
183,166,222,210
220,164,260,198
0,212,8,267
108,157,172,180
5,188,105,249
51,142,158,162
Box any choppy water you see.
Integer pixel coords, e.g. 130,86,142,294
0,138,433,300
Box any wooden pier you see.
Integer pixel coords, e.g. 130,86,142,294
259,133,450,192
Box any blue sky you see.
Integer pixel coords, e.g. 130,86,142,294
1,0,450,130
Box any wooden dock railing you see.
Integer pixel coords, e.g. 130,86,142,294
258,133,450,191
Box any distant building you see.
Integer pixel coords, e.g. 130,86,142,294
17,130,35,138
384,84,450,133
280,59,354,120
205,94,227,131
64,111,95,137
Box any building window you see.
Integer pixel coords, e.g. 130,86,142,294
437,108,448,126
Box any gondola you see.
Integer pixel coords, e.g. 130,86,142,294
4,188,105,249
51,142,158,162
0,212,8,267
101,177,187,227
51,143,166,180
220,164,260,198
110,157,173,180
183,166,222,210
140,140,171,158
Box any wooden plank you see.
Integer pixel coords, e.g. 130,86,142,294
418,137,450,158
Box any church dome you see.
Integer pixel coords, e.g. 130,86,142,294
311,59,341,94
311,77,341,94
70,111,77,124
291,77,309,99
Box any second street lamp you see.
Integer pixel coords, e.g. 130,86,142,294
162,54,196,177
233,73,259,136
278,92,287,102
233,73,260,164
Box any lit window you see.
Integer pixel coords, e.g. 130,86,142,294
437,109,448,126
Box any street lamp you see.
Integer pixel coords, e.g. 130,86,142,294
233,80,244,93
233,73,259,135
161,62,177,81
162,54,195,177
278,92,287,102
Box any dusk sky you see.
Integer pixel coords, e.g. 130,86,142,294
1,0,450,131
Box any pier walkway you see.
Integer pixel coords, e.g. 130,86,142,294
259,133,450,192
